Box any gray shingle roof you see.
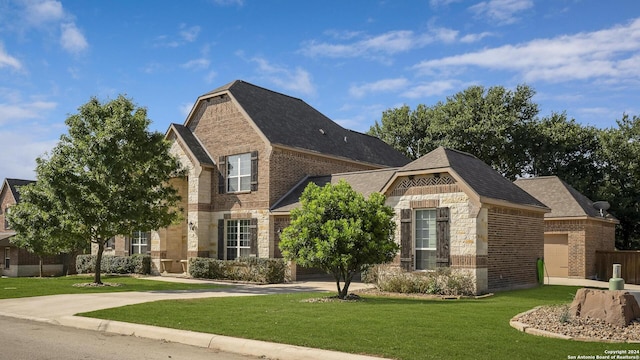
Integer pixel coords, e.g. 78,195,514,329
169,124,215,167
514,176,613,219
399,147,548,209
202,80,410,168
3,178,35,204
270,168,398,212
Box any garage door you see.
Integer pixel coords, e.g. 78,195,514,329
544,234,568,277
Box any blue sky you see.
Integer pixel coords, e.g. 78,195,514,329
1,0,639,180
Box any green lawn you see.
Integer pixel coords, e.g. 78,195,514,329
79,285,637,360
0,275,227,299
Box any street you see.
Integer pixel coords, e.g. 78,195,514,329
0,315,263,360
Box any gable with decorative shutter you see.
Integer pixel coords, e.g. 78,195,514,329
400,209,412,271
250,151,258,191
436,207,450,267
218,156,226,194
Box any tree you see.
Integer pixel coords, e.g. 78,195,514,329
279,180,398,299
17,95,184,284
8,180,85,276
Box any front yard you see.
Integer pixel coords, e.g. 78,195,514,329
79,285,638,360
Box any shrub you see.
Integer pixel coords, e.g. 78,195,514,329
76,254,151,275
371,264,476,296
188,257,289,284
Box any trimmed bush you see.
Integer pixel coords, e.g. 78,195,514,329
188,257,289,284
369,264,475,296
76,254,151,275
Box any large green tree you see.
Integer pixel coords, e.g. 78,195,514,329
14,95,184,284
279,180,398,299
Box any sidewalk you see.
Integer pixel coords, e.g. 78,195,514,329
1,276,640,360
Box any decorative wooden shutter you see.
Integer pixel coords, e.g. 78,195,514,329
400,209,412,271
250,151,258,191
249,218,258,257
217,219,225,260
218,156,226,194
436,207,450,268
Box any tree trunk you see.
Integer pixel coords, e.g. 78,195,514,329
339,272,354,300
94,241,104,284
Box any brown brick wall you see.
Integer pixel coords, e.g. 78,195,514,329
487,206,544,291
269,147,377,205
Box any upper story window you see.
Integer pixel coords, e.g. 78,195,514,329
219,151,258,194
227,153,252,192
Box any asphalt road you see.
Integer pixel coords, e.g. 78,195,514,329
0,315,262,360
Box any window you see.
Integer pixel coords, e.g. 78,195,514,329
4,247,10,269
4,207,10,230
415,209,437,270
105,237,115,249
226,219,251,260
130,231,150,255
227,153,252,192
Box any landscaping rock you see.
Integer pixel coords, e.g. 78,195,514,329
569,288,640,327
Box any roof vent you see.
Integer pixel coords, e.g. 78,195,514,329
319,129,325,135
593,201,610,217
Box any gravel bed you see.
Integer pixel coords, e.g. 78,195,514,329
514,305,640,342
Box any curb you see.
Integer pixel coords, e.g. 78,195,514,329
57,315,391,360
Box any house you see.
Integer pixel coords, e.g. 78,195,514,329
103,80,410,273
514,176,618,279
0,178,68,277
273,147,550,294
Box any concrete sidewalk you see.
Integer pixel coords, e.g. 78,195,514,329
0,279,384,360
2,276,640,360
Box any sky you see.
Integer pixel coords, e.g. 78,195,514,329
1,0,640,180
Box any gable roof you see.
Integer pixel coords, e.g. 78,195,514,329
167,124,215,168
514,176,616,220
390,147,548,209
1,178,35,204
194,80,410,168
270,168,398,213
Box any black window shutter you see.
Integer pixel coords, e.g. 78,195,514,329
218,156,226,194
436,207,450,268
249,218,258,257
250,151,258,191
400,209,412,271
217,219,225,260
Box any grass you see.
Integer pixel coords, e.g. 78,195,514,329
0,275,227,299
79,285,638,360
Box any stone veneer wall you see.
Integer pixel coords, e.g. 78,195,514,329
487,207,544,291
544,219,616,279
0,185,14,232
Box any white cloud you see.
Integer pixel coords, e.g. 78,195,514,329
413,18,640,83
430,0,461,7
179,102,194,118
0,131,58,180
349,78,409,98
181,58,210,70
0,100,57,125
24,0,65,26
460,31,493,43
401,80,460,99
60,22,88,54
469,0,533,25
0,43,22,70
251,57,316,96
180,25,201,42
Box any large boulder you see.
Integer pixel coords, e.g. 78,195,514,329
569,288,640,327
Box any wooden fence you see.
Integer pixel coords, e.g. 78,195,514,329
595,251,640,285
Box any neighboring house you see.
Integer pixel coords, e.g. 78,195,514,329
273,147,550,294
0,178,67,277
103,80,410,274
514,176,618,279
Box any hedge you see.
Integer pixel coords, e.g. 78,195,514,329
188,257,289,284
76,254,151,275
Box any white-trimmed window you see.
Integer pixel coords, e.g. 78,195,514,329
130,231,150,255
4,247,10,269
227,153,252,192
415,209,437,270
226,219,251,260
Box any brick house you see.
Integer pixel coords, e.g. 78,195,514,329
514,176,618,279
103,80,409,273
0,178,67,277
273,147,550,294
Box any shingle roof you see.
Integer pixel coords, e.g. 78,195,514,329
270,168,398,212
169,124,215,167
398,147,548,209
3,178,35,204
201,80,410,168
514,176,613,219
